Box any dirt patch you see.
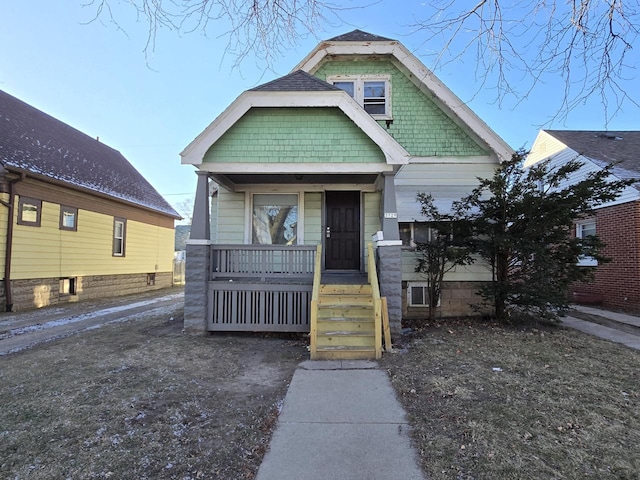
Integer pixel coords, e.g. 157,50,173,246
381,318,640,480
0,309,307,479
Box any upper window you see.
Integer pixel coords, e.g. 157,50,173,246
328,75,391,119
113,218,126,257
252,194,298,245
60,206,78,231
18,197,42,227
576,219,597,266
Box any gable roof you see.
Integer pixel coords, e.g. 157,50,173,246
545,130,640,174
328,30,394,42
250,70,339,92
0,90,179,218
293,31,513,162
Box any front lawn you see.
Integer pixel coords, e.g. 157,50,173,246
381,320,640,479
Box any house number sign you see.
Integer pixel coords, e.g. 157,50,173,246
384,212,398,219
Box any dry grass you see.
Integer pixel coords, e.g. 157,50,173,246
381,320,640,480
0,310,307,480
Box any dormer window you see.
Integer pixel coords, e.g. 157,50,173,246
328,75,391,119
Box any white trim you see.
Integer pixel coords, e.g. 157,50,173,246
327,74,392,120
248,192,302,245
407,282,441,307
237,183,379,193
576,219,598,267
294,40,514,162
186,239,212,245
195,162,393,174
377,240,403,247
181,90,410,167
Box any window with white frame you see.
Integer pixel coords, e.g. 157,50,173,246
113,218,126,257
576,219,597,266
252,194,298,245
407,282,440,307
328,75,391,118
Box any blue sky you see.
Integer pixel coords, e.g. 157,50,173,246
1,1,637,220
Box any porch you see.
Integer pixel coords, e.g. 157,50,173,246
205,243,391,359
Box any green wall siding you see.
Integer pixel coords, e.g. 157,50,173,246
217,188,245,244
315,59,488,157
204,107,385,164
304,192,322,245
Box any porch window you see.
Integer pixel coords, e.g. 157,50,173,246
329,75,391,119
252,194,298,245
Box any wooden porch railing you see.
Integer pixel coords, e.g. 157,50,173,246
367,242,383,359
309,245,322,359
207,245,317,332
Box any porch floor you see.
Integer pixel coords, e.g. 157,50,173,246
321,272,368,285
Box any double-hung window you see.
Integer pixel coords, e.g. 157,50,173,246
576,219,597,266
251,194,298,245
113,217,126,256
328,75,391,119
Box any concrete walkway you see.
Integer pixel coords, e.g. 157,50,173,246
562,305,640,351
256,360,425,480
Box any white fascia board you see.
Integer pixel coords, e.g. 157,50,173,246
181,90,410,166
195,162,393,174
295,41,514,162
408,155,498,164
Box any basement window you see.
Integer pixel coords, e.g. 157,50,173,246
408,282,440,307
59,277,77,295
147,273,156,286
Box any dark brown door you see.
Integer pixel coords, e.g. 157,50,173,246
325,191,360,270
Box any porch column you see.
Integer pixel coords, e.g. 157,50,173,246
184,170,212,334
379,172,402,338
190,170,211,241
381,172,399,240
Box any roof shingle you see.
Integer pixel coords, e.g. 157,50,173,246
327,30,395,42
250,70,339,92
545,130,640,182
0,89,179,218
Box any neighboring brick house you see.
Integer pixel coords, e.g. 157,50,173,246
182,30,512,356
0,89,181,311
526,130,640,313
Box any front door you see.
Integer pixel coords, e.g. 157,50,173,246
325,191,360,270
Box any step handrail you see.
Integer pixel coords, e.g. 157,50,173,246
367,242,383,359
310,244,322,360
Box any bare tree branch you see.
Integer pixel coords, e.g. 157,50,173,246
412,0,640,124
82,0,353,72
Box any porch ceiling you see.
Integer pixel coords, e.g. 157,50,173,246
213,173,379,189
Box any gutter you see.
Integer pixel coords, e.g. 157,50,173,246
0,172,26,312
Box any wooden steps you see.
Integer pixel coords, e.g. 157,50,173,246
311,284,377,360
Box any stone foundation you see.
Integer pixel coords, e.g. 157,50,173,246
402,281,489,321
4,272,173,312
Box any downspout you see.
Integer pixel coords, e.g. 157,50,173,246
0,173,26,312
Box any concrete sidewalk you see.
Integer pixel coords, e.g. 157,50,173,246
562,305,640,351
256,360,425,480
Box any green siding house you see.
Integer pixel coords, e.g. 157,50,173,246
182,31,512,358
